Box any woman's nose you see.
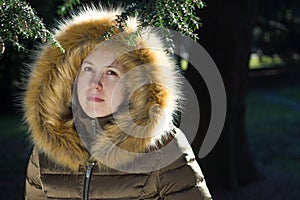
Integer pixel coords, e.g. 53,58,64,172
90,76,103,90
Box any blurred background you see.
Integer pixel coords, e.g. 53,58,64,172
0,0,300,199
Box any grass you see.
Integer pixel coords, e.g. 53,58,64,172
0,114,27,137
246,85,300,176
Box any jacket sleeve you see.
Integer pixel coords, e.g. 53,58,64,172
157,129,212,200
25,147,46,200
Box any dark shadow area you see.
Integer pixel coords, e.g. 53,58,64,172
213,67,300,199
0,136,31,199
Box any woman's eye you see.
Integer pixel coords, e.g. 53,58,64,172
106,70,118,76
83,66,93,72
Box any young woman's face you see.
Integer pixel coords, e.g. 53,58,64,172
77,47,125,118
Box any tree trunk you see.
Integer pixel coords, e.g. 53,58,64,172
189,0,262,190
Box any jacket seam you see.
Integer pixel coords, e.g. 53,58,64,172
164,184,195,196
35,148,47,200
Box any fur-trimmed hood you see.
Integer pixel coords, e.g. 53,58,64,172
24,6,182,171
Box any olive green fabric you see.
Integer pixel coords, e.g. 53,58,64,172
25,138,212,200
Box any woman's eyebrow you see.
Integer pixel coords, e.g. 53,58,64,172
107,65,124,72
82,61,94,65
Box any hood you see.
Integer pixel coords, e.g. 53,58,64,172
24,6,182,171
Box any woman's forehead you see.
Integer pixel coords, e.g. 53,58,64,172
84,48,116,64
83,48,124,70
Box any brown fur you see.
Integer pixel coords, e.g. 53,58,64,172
24,7,181,171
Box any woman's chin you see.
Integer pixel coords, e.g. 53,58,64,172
85,110,111,118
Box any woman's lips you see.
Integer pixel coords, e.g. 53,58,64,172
87,96,104,102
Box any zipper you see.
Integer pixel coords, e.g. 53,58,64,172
91,119,96,134
83,161,96,200
83,120,96,200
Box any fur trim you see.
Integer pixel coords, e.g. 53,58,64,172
24,6,182,171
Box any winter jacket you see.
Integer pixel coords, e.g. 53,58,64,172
24,6,212,200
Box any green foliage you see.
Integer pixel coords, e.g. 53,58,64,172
57,0,81,16
0,0,64,55
119,0,205,40
0,0,205,55
249,54,284,69
253,0,300,63
102,0,206,53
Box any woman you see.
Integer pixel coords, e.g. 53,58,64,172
24,6,212,200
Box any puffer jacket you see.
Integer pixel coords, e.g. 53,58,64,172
24,6,212,200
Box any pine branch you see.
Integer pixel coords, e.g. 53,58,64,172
103,0,206,53
0,0,205,55
57,0,81,16
0,0,64,55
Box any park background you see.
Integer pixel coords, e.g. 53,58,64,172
0,0,300,199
